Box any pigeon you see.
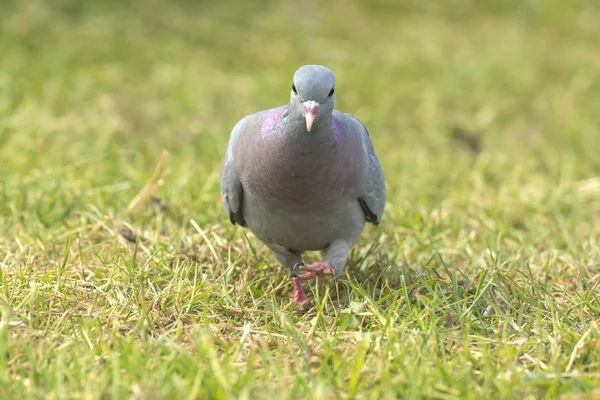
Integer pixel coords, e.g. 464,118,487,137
220,65,386,305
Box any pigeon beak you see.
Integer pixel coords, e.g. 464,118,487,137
302,101,319,132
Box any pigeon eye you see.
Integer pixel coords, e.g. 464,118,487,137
292,84,297,94
328,87,335,97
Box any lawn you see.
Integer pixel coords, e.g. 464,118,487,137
1,0,600,398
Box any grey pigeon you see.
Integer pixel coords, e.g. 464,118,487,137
221,65,386,305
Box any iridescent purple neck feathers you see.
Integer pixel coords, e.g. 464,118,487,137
331,114,342,143
260,106,341,144
260,106,288,139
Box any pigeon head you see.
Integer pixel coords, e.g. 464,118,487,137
290,65,336,132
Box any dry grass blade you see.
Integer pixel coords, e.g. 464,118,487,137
126,150,171,215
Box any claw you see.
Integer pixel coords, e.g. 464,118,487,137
298,271,319,280
300,262,334,275
292,262,334,308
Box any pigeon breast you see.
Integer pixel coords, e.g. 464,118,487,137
236,108,366,216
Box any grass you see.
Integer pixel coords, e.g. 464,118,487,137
1,0,600,398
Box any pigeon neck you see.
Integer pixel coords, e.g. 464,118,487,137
309,115,332,134
289,108,332,137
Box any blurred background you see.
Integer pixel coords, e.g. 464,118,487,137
0,0,598,244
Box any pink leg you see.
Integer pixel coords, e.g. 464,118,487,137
293,278,307,304
292,262,334,307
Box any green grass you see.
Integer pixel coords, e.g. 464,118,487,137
1,0,600,398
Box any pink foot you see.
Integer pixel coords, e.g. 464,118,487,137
298,262,334,280
293,278,307,304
